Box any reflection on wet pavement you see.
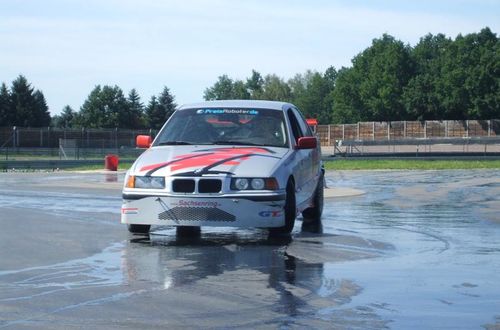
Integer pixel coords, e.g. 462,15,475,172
0,170,499,328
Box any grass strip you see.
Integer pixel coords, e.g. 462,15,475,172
63,162,133,171
324,159,500,170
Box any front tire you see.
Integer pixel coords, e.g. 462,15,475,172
176,226,201,237
127,224,151,235
302,172,324,224
269,180,296,235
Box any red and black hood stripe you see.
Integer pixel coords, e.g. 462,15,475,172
140,147,279,176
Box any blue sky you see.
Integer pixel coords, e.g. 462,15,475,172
1,0,499,115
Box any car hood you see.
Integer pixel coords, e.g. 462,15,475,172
131,145,290,177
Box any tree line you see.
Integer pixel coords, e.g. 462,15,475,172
0,78,176,130
205,27,499,124
1,27,498,128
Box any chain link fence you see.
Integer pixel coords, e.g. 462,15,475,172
1,120,500,160
0,127,157,160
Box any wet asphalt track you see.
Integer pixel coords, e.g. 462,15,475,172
0,170,499,329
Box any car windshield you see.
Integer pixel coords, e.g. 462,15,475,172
154,108,289,148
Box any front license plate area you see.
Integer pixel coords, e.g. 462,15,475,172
156,198,236,222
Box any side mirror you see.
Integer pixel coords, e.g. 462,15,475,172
136,135,152,148
296,136,317,149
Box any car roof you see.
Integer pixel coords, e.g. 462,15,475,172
178,100,295,111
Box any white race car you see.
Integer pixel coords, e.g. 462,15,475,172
121,100,324,235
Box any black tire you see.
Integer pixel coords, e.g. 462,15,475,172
127,224,151,235
269,180,296,235
176,226,201,237
302,173,324,224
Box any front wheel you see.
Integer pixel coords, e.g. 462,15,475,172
176,226,201,237
269,180,296,235
127,224,151,235
302,173,324,224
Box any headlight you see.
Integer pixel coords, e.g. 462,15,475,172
234,178,249,190
126,175,165,189
231,178,278,191
251,178,265,190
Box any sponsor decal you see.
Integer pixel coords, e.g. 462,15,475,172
175,200,221,208
141,147,278,176
196,109,259,115
258,210,282,218
122,207,139,215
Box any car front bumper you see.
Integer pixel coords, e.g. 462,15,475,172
121,193,286,228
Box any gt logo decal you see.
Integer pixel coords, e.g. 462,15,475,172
259,211,282,217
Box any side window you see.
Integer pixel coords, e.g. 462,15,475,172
292,108,313,137
287,109,303,142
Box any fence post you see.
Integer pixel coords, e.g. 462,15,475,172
115,127,118,150
328,125,331,146
403,121,406,138
387,122,390,140
488,120,491,137
445,121,448,138
372,122,375,140
424,121,427,139
342,124,345,140
466,120,469,138
13,126,18,148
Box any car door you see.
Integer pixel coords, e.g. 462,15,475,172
286,108,317,208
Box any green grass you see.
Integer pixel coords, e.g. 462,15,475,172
324,159,500,170
63,162,133,171
69,159,500,171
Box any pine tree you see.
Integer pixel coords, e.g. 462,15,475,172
0,83,12,126
33,90,51,127
10,75,36,127
52,105,76,128
246,70,264,99
145,95,161,129
157,86,177,122
126,89,145,129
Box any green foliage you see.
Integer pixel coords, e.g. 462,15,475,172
0,83,12,126
145,96,160,129
52,105,77,128
125,89,146,129
78,85,129,128
332,34,414,123
145,87,177,129
288,70,334,123
204,75,250,100
246,70,264,98
7,75,51,127
32,90,51,126
259,74,292,102
401,28,500,121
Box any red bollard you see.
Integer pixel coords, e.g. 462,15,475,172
104,154,119,171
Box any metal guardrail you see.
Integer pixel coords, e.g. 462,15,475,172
0,147,144,161
338,136,500,146
0,159,105,170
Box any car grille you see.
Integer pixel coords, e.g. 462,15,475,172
172,179,222,193
172,179,195,193
158,207,235,222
